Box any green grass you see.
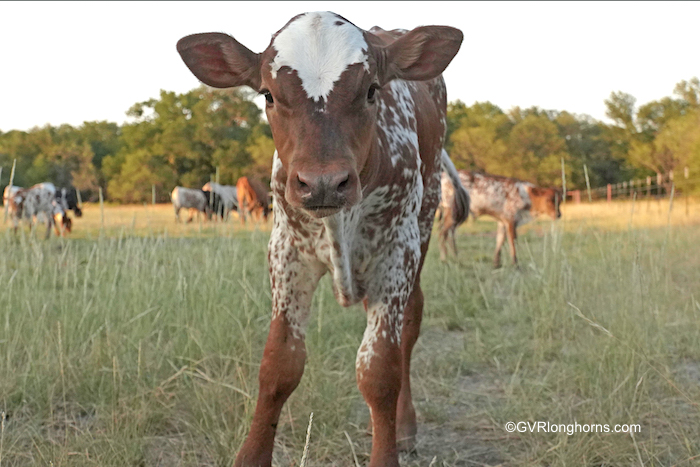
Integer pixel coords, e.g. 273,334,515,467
0,201,699,466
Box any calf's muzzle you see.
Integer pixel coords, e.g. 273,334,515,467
287,167,359,218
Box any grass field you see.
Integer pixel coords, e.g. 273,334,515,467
1,198,699,466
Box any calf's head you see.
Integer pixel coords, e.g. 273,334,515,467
178,11,462,218
529,187,562,220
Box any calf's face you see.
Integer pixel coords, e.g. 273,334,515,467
529,187,562,220
177,11,463,218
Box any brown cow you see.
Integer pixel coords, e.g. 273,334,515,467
178,11,466,466
236,176,270,224
438,170,561,267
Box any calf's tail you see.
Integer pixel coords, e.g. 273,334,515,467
441,149,469,227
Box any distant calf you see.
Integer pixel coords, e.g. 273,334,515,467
7,183,72,238
171,186,218,223
236,176,270,225
439,171,561,267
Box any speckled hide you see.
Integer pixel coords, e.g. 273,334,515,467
438,170,561,267
171,186,211,223
7,182,70,239
178,12,465,467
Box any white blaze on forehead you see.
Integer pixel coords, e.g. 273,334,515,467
270,12,369,102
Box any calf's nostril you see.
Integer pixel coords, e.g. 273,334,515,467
336,176,349,192
296,174,311,194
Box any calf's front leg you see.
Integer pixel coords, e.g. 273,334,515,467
234,246,323,467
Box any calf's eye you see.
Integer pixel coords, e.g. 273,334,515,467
367,85,378,102
263,91,274,104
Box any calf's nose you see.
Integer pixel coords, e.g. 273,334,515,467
295,170,353,208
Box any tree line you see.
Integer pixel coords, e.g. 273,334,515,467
1,78,698,203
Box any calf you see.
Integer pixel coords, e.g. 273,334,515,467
438,170,561,267
178,11,466,466
171,186,215,222
7,183,71,238
236,176,270,224
202,182,238,220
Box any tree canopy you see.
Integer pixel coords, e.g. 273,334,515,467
1,78,698,201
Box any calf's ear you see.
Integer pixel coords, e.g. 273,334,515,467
378,26,463,85
177,33,262,90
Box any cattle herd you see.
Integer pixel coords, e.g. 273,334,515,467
1,11,564,466
171,176,272,224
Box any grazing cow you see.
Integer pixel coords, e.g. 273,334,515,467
438,170,561,267
7,183,72,238
236,176,270,224
171,186,219,222
202,182,238,220
178,11,466,466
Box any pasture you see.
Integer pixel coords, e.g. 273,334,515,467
1,199,699,466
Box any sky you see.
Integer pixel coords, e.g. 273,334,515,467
1,1,698,132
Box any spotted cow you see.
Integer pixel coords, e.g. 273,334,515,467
236,176,271,225
171,186,220,223
178,11,466,466
202,182,238,220
7,183,72,238
438,170,561,267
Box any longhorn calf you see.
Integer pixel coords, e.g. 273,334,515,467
178,11,466,466
438,170,561,267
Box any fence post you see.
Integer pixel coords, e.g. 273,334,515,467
685,166,689,216
561,158,566,205
152,185,156,205
607,184,612,203
99,187,105,231
4,159,16,223
584,164,592,202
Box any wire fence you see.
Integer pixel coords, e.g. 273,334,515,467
566,170,699,207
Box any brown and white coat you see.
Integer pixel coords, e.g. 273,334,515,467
439,170,561,267
178,11,467,466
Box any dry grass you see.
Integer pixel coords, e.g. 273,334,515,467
0,199,699,466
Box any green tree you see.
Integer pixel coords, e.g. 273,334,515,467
103,86,269,202
504,108,570,187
